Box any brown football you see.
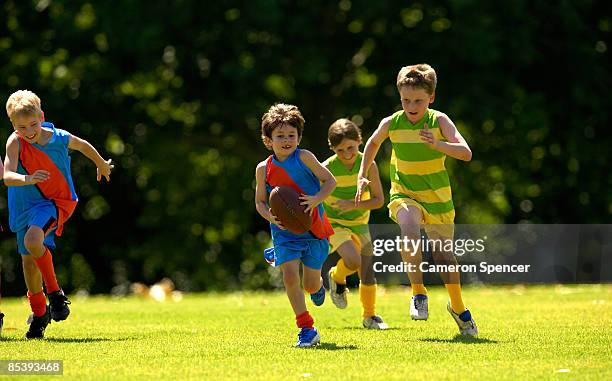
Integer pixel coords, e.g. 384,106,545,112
269,186,313,234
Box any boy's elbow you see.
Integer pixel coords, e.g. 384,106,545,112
462,148,472,161
373,198,385,209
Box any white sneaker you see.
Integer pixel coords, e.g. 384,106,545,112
327,268,348,309
410,294,428,320
447,301,478,337
363,315,389,330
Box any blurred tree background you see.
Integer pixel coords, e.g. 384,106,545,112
0,0,609,295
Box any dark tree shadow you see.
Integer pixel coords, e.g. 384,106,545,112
315,342,358,350
0,337,134,343
338,326,402,331
44,337,133,343
419,335,500,344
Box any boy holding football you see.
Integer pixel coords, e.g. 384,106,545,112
254,103,336,347
356,64,478,336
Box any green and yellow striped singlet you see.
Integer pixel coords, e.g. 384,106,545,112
323,153,370,235
388,109,454,216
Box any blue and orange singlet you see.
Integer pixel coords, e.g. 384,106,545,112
8,122,78,235
265,148,334,244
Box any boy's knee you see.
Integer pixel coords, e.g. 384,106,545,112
303,279,321,294
282,269,300,287
399,222,420,238
23,233,44,257
344,255,360,271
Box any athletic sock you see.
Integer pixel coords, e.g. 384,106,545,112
296,311,314,329
27,290,47,317
331,259,357,285
359,284,377,317
445,283,466,313
33,248,60,294
412,283,427,296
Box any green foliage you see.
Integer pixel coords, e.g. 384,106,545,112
0,1,609,293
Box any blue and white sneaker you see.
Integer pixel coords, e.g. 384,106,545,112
296,327,321,348
410,294,428,320
447,301,478,337
310,284,326,306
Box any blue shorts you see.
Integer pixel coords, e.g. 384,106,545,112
271,239,329,270
16,203,58,255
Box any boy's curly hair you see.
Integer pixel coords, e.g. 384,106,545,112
328,118,362,149
261,103,305,148
396,64,437,95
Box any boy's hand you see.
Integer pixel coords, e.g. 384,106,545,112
26,170,51,184
268,209,286,229
355,176,370,205
334,199,358,212
419,123,439,149
299,194,322,215
97,159,114,182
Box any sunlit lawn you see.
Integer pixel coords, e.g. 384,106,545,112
1,284,611,380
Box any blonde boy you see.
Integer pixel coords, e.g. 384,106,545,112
356,64,478,336
5,90,113,339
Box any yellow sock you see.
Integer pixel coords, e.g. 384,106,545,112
445,283,466,313
331,258,357,285
359,284,376,318
411,284,427,296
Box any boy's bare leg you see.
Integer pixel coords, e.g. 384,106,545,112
23,226,46,258
328,241,359,309
280,260,307,315
336,242,360,272
429,230,465,314
396,206,426,293
302,266,323,295
21,256,43,293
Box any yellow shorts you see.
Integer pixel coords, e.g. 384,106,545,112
329,226,373,256
388,197,455,239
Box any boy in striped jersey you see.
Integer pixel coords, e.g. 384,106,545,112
356,64,478,336
322,119,388,329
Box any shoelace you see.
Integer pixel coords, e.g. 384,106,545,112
298,328,313,340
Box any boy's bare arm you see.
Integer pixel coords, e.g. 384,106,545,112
254,162,285,228
3,134,50,186
355,161,385,210
356,116,391,204
68,134,114,181
420,114,472,161
299,150,337,214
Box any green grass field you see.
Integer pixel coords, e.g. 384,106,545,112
1,285,611,380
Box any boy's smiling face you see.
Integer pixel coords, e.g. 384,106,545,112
399,85,434,124
11,113,43,144
267,123,301,159
331,138,361,167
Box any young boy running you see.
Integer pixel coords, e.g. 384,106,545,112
356,64,478,336
254,103,336,347
4,90,113,339
322,118,388,330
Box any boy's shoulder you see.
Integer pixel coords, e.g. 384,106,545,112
321,154,337,167
297,148,318,163
256,157,270,171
